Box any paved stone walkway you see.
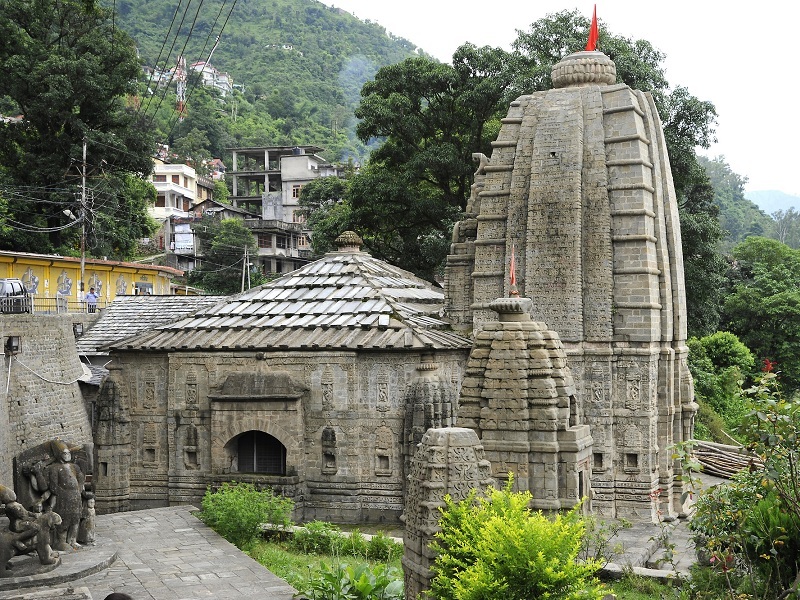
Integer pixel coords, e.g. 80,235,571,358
0,506,298,600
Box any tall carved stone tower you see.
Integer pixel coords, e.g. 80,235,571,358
445,50,696,520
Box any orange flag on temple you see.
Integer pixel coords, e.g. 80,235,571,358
585,5,599,51
510,245,516,286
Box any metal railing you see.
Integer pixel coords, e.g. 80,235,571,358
25,296,110,314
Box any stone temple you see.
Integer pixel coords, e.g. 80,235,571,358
445,49,696,520
1,49,695,535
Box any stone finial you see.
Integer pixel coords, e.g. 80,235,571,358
551,51,616,88
334,231,363,252
489,296,533,322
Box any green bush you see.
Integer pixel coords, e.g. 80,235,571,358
688,332,754,442
298,561,403,600
290,520,343,555
686,373,800,598
365,532,401,562
340,528,368,558
429,481,607,600
199,482,293,549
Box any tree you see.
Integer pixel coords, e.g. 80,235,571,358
0,0,155,258
771,207,800,249
349,44,517,278
298,176,353,256
188,217,266,294
721,237,800,390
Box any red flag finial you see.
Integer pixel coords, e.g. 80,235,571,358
509,244,519,297
585,5,599,51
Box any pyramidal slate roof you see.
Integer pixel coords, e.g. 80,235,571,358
108,237,472,353
78,295,227,356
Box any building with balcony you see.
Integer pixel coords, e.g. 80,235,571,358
149,160,199,219
226,145,345,275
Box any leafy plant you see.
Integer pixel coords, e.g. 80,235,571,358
297,561,403,600
199,482,293,549
429,479,607,600
365,532,401,563
290,520,343,555
340,528,368,559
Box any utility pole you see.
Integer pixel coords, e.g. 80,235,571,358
241,245,247,293
80,136,87,295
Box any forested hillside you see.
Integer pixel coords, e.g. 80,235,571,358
108,0,422,162
699,156,774,252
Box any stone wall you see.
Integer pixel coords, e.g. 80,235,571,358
95,346,465,521
0,314,93,484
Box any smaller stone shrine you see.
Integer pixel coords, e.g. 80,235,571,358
401,427,494,600
457,293,594,512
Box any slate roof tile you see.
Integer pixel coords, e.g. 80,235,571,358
106,246,473,352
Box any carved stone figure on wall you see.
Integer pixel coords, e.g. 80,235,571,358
24,440,93,551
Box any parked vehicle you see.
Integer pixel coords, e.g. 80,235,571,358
0,278,32,313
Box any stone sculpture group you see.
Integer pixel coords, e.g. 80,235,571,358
0,439,94,577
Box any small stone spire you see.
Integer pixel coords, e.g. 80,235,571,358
334,230,363,252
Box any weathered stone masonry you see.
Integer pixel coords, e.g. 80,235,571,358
445,50,696,520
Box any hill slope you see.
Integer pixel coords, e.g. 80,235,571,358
108,0,422,161
745,190,800,215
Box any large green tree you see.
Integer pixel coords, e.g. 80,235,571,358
0,0,155,258
349,43,517,278
188,217,265,294
721,236,800,390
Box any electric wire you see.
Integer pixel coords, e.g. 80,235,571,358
141,0,197,127
11,356,84,386
163,0,234,141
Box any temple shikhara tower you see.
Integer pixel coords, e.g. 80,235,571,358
445,47,696,520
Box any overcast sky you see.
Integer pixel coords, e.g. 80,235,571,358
322,1,798,195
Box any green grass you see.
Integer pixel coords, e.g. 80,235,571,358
246,538,402,592
247,537,678,599
606,574,679,599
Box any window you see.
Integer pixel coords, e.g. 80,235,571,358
299,235,309,247
257,233,272,248
237,431,286,474
291,185,302,198
276,236,287,249
172,174,180,184
153,174,167,183
155,195,165,207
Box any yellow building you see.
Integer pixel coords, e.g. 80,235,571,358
0,250,183,312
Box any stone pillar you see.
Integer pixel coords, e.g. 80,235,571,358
92,368,132,514
401,427,494,600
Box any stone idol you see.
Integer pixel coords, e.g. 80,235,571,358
0,439,96,577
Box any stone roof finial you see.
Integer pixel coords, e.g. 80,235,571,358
334,231,363,252
551,51,616,89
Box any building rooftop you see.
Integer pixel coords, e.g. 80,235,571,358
78,295,227,356
107,233,472,353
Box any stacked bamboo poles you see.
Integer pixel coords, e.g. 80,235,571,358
693,440,763,479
